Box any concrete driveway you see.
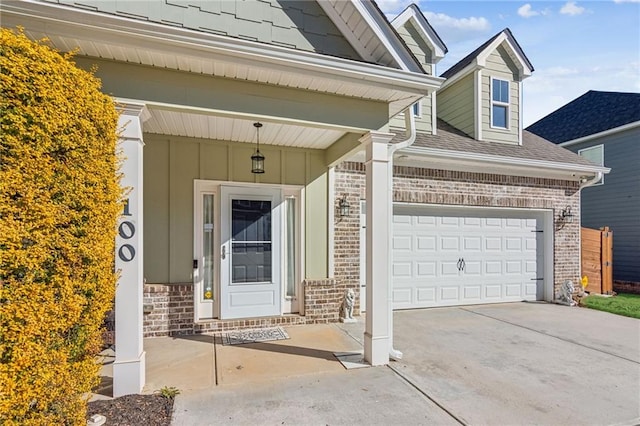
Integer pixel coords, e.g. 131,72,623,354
391,303,640,425
172,303,640,425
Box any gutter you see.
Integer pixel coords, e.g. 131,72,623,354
400,145,611,176
386,107,417,361
579,172,603,189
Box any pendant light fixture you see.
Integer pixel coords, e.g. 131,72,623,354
251,122,265,174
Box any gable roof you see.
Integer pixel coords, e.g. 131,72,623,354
318,0,426,72
391,4,448,62
440,28,533,80
526,90,640,144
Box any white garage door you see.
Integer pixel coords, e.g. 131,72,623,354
391,206,543,309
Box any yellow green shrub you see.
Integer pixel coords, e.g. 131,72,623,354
0,28,121,424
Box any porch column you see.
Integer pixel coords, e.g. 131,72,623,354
113,101,148,396
360,131,395,366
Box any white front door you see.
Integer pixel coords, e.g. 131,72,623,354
220,186,282,319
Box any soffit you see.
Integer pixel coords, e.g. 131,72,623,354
143,106,347,149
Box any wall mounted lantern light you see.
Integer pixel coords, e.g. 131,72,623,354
338,195,351,218
561,206,574,223
251,122,265,174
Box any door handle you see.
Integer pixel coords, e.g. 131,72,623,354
221,245,226,260
457,258,462,271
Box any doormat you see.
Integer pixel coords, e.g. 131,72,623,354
222,327,290,346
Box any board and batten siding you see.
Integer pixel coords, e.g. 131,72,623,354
49,0,360,60
143,133,328,285
481,46,520,144
569,127,640,282
437,73,475,138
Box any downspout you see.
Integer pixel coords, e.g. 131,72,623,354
579,172,603,189
386,105,417,361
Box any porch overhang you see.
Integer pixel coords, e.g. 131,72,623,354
1,0,443,118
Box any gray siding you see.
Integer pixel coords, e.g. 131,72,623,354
569,127,640,282
45,0,360,60
437,73,475,137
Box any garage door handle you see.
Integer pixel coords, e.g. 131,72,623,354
457,258,465,272
460,258,465,272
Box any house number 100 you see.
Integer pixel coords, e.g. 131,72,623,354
118,199,136,262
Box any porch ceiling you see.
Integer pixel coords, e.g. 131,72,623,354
143,105,347,149
2,1,443,118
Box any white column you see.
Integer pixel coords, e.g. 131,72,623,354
360,131,394,366
113,102,148,396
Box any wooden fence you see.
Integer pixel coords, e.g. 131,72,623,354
581,226,613,294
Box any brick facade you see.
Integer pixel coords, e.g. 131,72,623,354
333,161,581,305
142,279,341,337
141,161,581,338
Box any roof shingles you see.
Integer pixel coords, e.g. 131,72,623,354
526,90,640,144
392,119,596,167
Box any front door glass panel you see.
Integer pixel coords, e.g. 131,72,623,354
203,194,215,300
231,199,272,284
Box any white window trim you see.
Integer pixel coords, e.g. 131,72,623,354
490,77,510,130
578,145,605,186
412,100,423,118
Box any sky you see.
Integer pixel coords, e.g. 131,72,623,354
377,0,640,126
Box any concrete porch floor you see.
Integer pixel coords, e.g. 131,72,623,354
94,320,367,399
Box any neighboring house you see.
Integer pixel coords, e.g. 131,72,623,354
2,0,606,396
527,91,640,292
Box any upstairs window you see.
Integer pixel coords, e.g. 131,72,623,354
578,145,604,185
491,78,509,129
412,101,422,118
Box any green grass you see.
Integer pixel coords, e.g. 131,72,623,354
582,293,640,319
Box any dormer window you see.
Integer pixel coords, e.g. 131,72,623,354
491,78,509,129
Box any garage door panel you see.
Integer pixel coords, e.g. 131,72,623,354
440,286,459,301
485,237,502,251
440,236,460,251
485,218,502,227
463,260,482,275
416,216,436,225
392,287,412,304
416,262,436,277
485,261,502,275
505,237,523,251
417,236,436,251
505,261,522,274
393,235,412,251
505,284,523,297
463,217,482,227
463,286,481,299
392,262,412,277
416,287,436,303
463,236,482,251
441,261,460,276
485,285,502,298
440,217,459,226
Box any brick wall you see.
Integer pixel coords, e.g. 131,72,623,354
334,161,581,300
143,279,344,337
303,279,342,323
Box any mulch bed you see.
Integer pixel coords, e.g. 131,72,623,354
87,394,173,426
